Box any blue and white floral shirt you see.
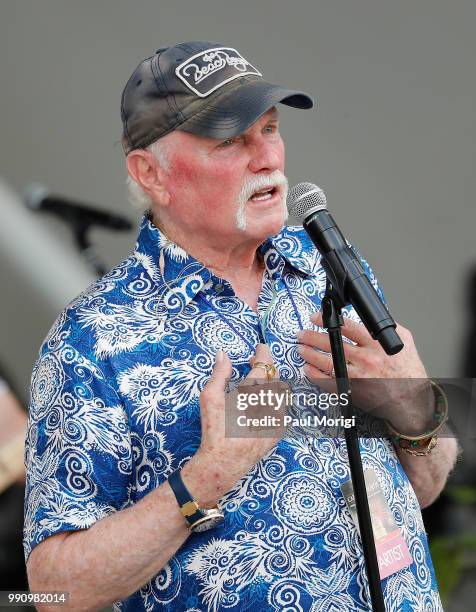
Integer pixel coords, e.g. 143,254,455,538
24,216,442,611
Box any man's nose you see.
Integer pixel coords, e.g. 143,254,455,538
248,140,282,174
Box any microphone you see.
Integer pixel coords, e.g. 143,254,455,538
24,183,132,231
23,183,133,277
287,182,403,355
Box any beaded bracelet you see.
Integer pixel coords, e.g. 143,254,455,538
399,434,439,456
386,380,448,454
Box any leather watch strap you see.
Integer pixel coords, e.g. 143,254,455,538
168,468,205,526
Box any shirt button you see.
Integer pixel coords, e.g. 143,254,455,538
215,283,225,293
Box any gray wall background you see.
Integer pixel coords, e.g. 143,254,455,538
1,0,475,398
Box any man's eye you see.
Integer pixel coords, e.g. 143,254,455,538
264,124,278,134
219,138,235,147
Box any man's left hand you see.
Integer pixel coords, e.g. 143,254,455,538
297,312,433,433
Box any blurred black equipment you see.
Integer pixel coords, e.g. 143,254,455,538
24,183,133,276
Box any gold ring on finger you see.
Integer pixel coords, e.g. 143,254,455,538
251,362,277,381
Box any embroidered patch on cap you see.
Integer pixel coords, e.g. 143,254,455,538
175,47,262,98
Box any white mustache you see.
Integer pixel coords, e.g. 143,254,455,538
238,170,289,204
235,170,289,231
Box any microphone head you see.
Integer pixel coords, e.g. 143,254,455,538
287,182,327,222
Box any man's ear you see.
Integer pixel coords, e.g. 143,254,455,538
126,150,170,206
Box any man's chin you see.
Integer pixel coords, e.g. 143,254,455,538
238,214,288,240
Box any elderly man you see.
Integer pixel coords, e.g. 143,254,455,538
25,42,457,610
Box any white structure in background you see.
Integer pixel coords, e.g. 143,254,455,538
0,179,96,400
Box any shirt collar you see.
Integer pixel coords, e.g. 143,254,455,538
134,216,317,311
260,226,321,277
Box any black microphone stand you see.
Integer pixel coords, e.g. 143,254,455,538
321,281,386,612
73,220,108,278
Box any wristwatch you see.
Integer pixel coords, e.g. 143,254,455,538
168,468,224,532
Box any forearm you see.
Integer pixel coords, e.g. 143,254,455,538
28,457,220,611
395,435,459,509
29,480,187,610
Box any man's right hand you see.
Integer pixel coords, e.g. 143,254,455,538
181,344,283,508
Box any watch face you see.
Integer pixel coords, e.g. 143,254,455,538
190,510,224,533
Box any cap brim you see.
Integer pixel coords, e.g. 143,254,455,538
177,78,314,140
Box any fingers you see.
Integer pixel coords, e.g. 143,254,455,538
214,350,232,376
203,351,232,395
298,344,335,375
311,311,372,346
297,324,357,374
298,328,358,357
297,328,331,351
251,343,274,364
303,364,336,393
248,344,278,381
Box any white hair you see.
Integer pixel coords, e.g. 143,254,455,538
126,139,171,211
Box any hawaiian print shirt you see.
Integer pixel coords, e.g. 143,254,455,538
24,216,442,611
